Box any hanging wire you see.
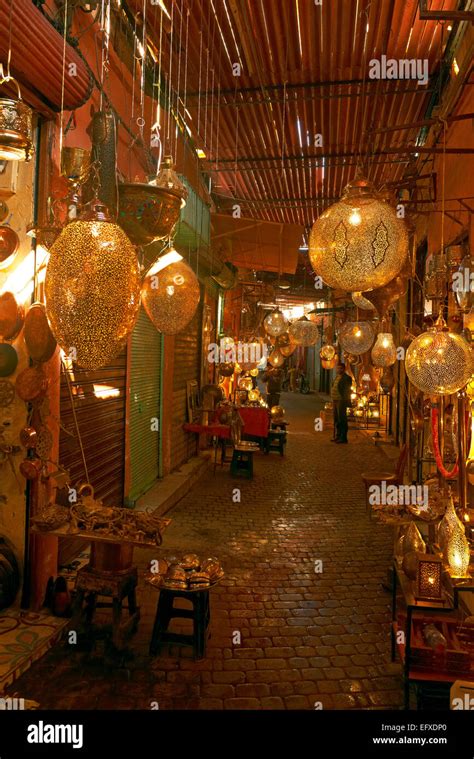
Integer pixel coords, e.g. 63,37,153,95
166,0,174,149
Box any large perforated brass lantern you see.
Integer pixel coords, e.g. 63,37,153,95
339,321,375,355
45,201,141,370
288,316,319,347
447,524,471,578
0,81,33,162
371,333,397,367
309,178,408,292
142,249,200,335
264,309,287,337
405,314,473,395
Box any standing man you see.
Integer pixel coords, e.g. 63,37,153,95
330,362,352,444
262,365,283,410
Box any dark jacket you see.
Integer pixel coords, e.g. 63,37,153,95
337,372,352,403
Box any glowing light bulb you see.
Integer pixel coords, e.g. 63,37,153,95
349,209,362,226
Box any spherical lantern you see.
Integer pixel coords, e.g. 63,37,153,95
352,292,375,310
45,200,141,370
264,309,288,337
248,389,260,402
275,332,291,348
249,367,259,377
268,349,285,367
320,344,336,361
288,316,319,347
371,333,397,367
405,314,473,395
309,177,408,292
142,250,200,335
338,321,375,355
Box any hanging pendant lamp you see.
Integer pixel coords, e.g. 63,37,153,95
264,309,287,337
288,316,319,347
405,312,473,395
45,200,141,370
371,332,397,367
338,320,375,355
309,177,408,292
0,79,33,162
141,247,200,335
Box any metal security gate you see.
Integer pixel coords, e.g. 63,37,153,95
129,307,162,502
171,301,202,470
58,348,127,563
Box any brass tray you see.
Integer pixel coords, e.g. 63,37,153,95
145,571,224,593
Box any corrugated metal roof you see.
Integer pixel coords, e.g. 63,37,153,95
134,0,461,229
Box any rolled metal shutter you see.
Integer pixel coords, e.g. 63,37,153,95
171,302,202,470
129,308,162,501
58,349,127,563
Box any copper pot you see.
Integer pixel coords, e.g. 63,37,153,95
19,458,42,480
20,426,38,449
24,303,57,363
0,226,19,265
0,292,21,338
15,366,48,402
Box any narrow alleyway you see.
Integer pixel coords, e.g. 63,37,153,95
9,392,403,710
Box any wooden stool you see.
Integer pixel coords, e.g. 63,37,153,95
230,447,254,479
265,430,285,456
70,565,139,651
149,588,210,660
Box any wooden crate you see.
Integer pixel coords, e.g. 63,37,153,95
399,614,474,677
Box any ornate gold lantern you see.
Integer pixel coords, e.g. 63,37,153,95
248,389,260,401
320,344,336,361
45,200,141,370
405,313,473,395
0,80,33,161
371,332,397,367
309,177,408,292
446,524,471,578
415,553,443,600
264,309,288,337
268,349,285,367
142,249,200,335
338,321,375,355
288,316,319,347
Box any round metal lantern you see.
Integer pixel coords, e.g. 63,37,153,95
320,344,336,361
142,254,200,336
309,177,408,292
45,200,141,370
338,321,375,355
405,314,473,395
268,349,285,367
288,316,319,347
263,309,287,337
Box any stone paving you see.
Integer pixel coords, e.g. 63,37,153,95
8,391,403,710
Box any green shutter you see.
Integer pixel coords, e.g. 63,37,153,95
129,307,162,501
174,176,210,249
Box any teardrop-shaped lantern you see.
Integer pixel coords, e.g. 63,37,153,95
352,292,374,311
264,309,287,337
339,321,375,355
405,313,473,395
288,316,319,347
142,249,200,335
447,523,471,577
45,200,141,370
371,332,397,367
309,177,408,292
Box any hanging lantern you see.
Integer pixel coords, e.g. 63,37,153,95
249,367,259,377
371,332,397,367
264,309,288,337
238,377,253,391
142,249,200,335
446,524,471,578
338,321,375,355
405,313,473,395
309,177,408,292
321,356,337,370
288,316,319,347
275,332,290,348
320,344,336,361
268,349,285,367
352,292,374,311
248,389,260,402
45,200,141,370
0,80,33,161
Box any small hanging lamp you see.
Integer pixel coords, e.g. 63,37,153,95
371,332,397,368
288,316,319,347
338,321,375,355
142,246,200,335
264,309,288,337
0,79,33,162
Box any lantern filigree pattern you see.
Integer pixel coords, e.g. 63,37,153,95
320,344,336,360
288,316,319,347
371,333,397,367
416,553,443,600
142,257,200,335
45,202,141,370
447,524,471,577
405,315,473,395
264,309,288,337
309,178,408,292
338,321,375,355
